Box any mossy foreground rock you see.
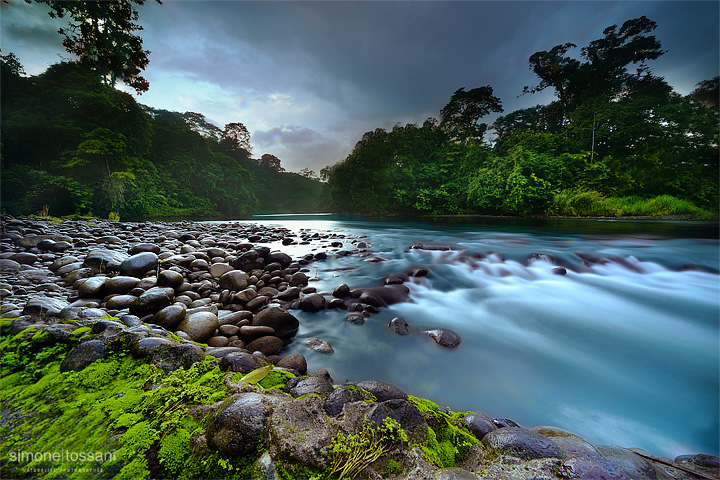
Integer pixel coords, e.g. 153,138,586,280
1,318,717,480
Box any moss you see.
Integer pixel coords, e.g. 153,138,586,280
275,460,325,480
72,326,92,335
382,459,403,477
258,369,295,391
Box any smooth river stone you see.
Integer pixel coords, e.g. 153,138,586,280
104,276,141,294
176,311,219,342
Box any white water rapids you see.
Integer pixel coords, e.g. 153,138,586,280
238,215,720,458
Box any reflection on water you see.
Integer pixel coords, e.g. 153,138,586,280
243,215,719,457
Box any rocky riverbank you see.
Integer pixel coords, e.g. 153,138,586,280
1,215,718,480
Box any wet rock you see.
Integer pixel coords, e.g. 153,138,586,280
276,287,300,301
276,353,307,375
553,267,567,275
119,314,142,327
245,335,283,356
306,338,334,354
0,259,21,272
266,251,292,269
176,311,219,342
332,283,350,298
233,250,265,272
49,256,80,273
151,343,205,373
365,399,428,444
83,248,128,272
299,293,325,312
252,306,299,340
433,468,478,480
129,243,161,255
23,296,69,318
207,336,230,347
239,325,275,340
78,276,108,298
289,272,308,287
150,304,187,331
9,253,38,265
388,316,410,335
209,263,233,278
205,393,274,457
323,386,361,416
463,412,497,440
287,375,335,398
104,276,141,294
482,427,565,460
220,351,261,373
345,314,365,325
60,340,106,372
156,270,184,289
356,380,407,402
219,270,249,291
422,328,461,349
119,252,158,278
132,337,178,356
531,426,598,456
492,417,521,429
129,286,175,317
106,295,138,310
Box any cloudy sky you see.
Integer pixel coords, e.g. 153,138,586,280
2,1,718,174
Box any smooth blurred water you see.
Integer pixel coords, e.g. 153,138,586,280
248,215,720,458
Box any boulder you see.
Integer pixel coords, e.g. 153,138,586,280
356,380,407,402
83,248,128,272
299,293,325,312
205,393,274,457
104,276,141,294
78,276,108,298
482,427,565,460
60,340,106,372
306,338,334,354
220,351,261,373
287,376,335,398
176,311,219,342
252,307,299,340
388,316,410,335
276,353,307,375
156,270,184,289
245,335,283,356
365,399,428,444
119,252,158,278
219,270,249,291
129,287,174,317
149,304,187,331
23,296,69,317
422,328,461,349
462,412,496,440
323,386,360,416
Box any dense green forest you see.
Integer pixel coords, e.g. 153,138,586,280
321,17,719,217
0,59,322,219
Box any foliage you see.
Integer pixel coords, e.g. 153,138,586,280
322,16,718,217
547,190,713,218
326,418,408,480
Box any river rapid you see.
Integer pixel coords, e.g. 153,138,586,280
228,215,719,459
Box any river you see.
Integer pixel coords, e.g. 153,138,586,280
229,214,719,458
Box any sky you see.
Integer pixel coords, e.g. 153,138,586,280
2,1,718,174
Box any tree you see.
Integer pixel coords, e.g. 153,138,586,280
522,43,580,124
298,168,319,180
439,86,503,143
31,0,160,93
0,52,26,76
259,154,284,172
220,122,252,155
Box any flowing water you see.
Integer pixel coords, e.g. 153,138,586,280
241,215,719,458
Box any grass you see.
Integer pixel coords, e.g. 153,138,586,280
548,190,716,219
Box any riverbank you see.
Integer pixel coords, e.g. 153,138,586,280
1,215,718,480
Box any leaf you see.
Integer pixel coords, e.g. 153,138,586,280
239,365,271,384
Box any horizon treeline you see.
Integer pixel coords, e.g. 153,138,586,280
1,59,322,219
321,17,718,217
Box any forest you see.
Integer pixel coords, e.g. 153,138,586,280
1,3,718,220
321,17,718,217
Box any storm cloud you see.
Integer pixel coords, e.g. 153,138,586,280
2,0,717,173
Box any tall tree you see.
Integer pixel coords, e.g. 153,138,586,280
439,86,503,143
32,0,160,93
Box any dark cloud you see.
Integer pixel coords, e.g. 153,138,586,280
254,125,323,148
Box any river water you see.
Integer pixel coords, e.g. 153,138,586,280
241,215,719,458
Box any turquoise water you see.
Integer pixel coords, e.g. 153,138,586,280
246,215,719,458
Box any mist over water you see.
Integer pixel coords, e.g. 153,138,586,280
249,215,720,458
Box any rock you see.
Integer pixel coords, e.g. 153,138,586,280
299,293,325,312
77,276,108,298
239,325,275,340
150,304,187,331
156,270,184,289
205,393,274,457
276,353,307,375
176,311,219,342
288,376,335,398
266,251,292,269
365,399,428,444
233,250,265,272
23,296,69,317
276,287,300,301
49,256,80,272
129,287,175,317
422,328,461,348
552,267,567,275
482,427,565,460
323,386,360,416
9,252,37,265
129,243,161,255
462,412,497,440
234,288,257,304
209,263,234,278
433,468,478,480
132,337,178,356
119,314,142,327
207,336,230,347
252,307,299,340
218,324,241,336
356,380,407,402
306,338,334,354
388,316,410,335
220,351,261,373
104,276,141,294
0,259,21,272
289,272,308,287
219,270,249,291
83,248,128,272
119,252,158,278
332,283,350,298
151,343,205,373
345,314,365,325
16,234,72,248
60,340,106,372
106,295,138,310
245,335,283,356
530,426,598,455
